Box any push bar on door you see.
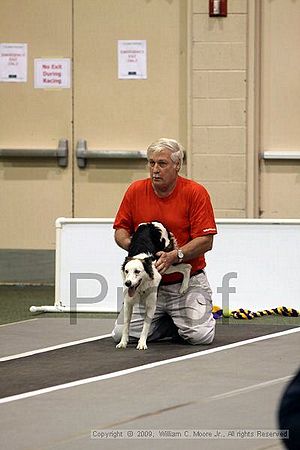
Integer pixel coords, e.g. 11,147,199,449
0,139,68,167
260,150,300,160
76,139,147,168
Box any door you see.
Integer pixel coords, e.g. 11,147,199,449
73,0,187,217
259,0,300,218
0,0,73,250
0,0,186,252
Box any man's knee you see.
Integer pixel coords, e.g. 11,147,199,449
111,323,123,343
179,325,215,345
111,323,140,343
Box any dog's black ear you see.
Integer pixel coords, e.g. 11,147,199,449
121,257,131,272
142,257,154,279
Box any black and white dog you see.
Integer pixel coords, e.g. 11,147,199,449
116,221,191,350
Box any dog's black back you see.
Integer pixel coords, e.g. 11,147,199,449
128,222,174,259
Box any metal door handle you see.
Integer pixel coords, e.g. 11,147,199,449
76,139,147,168
0,139,68,167
260,150,300,160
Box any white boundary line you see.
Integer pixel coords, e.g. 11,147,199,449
209,375,295,400
0,334,111,362
0,318,39,328
0,327,299,405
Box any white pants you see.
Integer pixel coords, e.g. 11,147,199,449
112,272,216,345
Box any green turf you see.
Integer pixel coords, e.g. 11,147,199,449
0,285,117,325
0,285,299,326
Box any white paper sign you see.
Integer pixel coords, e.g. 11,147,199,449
34,58,71,89
118,40,147,79
0,43,27,82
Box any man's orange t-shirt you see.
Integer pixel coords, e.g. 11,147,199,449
113,176,217,281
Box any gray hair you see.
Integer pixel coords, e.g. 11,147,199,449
147,138,185,169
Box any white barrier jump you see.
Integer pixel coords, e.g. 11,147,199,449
30,218,300,313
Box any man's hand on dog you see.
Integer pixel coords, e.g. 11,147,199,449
156,250,177,273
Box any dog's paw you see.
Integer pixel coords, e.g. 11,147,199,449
116,341,127,349
136,341,148,350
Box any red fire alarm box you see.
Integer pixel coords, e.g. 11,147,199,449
209,0,227,17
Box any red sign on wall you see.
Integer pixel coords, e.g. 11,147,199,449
34,58,71,89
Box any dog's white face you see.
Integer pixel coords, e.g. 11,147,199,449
123,257,147,298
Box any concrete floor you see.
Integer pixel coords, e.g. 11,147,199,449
0,316,299,450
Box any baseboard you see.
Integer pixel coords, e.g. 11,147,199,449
0,250,55,284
